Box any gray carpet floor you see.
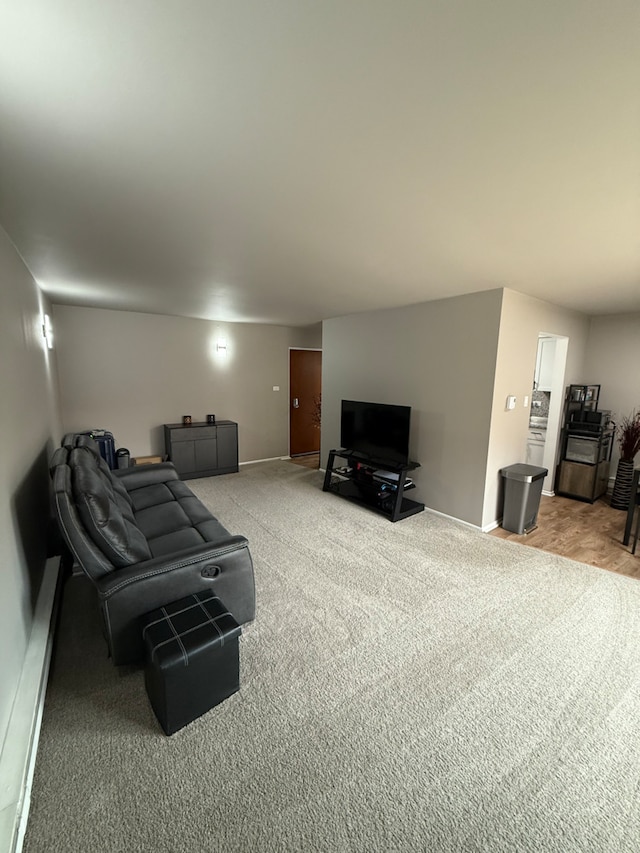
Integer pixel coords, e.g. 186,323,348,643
24,460,640,852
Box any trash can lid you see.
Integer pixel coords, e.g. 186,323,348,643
501,463,548,482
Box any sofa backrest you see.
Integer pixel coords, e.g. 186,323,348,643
69,446,152,568
51,443,154,580
51,449,116,580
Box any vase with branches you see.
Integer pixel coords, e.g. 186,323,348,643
610,410,640,509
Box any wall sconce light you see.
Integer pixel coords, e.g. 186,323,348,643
42,314,54,350
216,339,227,354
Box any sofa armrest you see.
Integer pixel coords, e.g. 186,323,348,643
96,535,249,596
112,462,179,490
94,536,255,665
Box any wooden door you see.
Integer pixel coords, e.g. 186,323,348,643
289,349,322,456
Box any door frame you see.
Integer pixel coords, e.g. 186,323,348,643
288,347,322,458
534,333,569,495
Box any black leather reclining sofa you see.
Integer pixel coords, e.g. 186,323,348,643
50,434,255,665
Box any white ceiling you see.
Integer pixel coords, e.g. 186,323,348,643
1,1,639,326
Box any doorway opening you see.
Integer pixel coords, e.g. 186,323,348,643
289,348,322,462
528,333,569,495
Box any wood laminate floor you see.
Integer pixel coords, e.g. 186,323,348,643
490,494,639,580
289,453,320,470
289,455,638,580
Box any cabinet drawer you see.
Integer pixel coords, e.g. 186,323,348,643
170,426,217,442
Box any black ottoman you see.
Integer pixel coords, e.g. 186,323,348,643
142,591,241,735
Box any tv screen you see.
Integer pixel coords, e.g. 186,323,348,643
340,400,411,466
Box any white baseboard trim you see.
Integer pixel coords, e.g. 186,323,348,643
239,456,289,466
0,557,61,853
423,505,484,532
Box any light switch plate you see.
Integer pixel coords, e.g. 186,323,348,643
506,395,516,410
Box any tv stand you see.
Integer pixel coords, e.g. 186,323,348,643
322,449,424,522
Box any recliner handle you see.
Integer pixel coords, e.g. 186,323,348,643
201,564,221,579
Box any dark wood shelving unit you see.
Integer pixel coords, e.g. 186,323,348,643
555,385,613,503
322,449,424,522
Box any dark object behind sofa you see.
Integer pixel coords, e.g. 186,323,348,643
50,435,255,665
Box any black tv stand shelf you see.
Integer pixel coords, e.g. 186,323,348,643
322,449,424,522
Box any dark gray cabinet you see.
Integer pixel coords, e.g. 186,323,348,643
164,421,238,479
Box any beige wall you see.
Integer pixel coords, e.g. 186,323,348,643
321,287,593,529
483,289,590,528
321,290,503,526
0,227,61,772
53,306,321,461
583,313,640,467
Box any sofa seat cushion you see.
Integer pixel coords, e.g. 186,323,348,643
127,480,197,512
135,497,231,548
178,495,226,527
135,501,193,540
191,517,231,541
143,514,232,557
146,528,209,557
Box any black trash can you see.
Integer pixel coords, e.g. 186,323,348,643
116,448,131,469
501,464,548,534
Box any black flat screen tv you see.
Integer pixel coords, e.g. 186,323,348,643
340,400,411,466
